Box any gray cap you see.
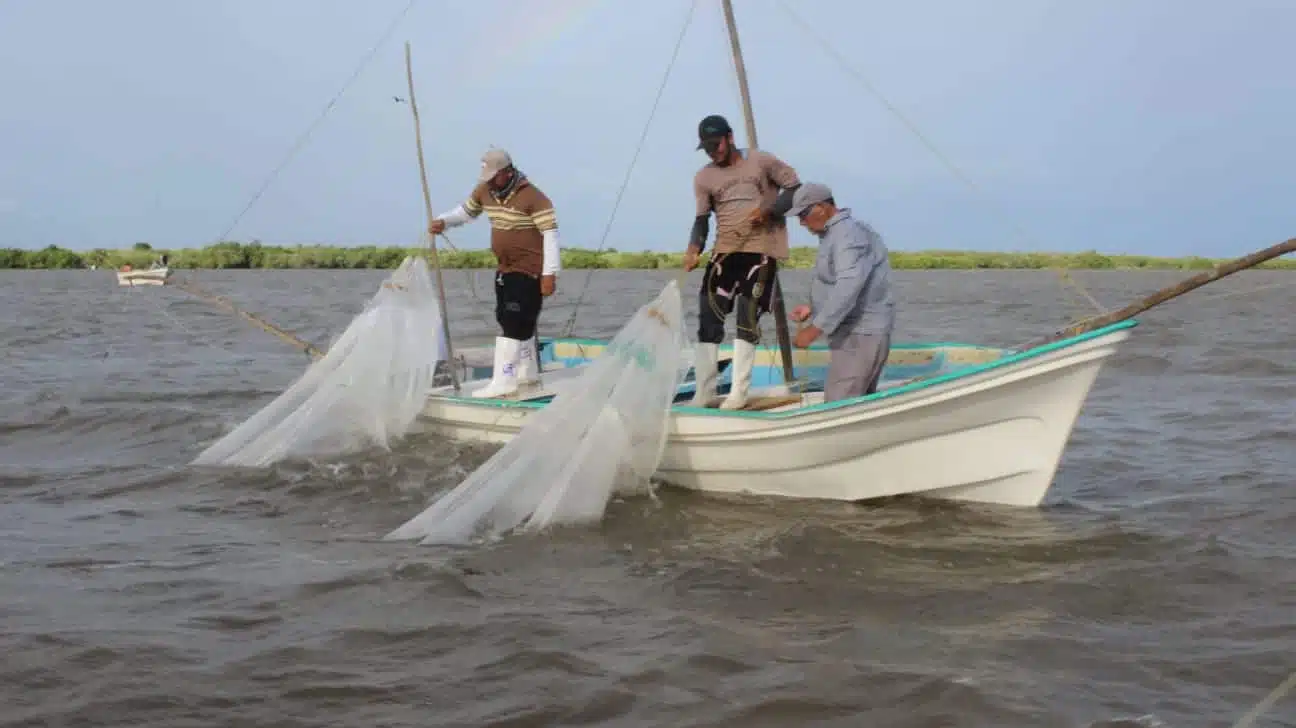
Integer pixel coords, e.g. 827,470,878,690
787,182,833,217
478,148,513,182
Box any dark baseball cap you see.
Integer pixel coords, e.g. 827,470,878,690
696,114,733,149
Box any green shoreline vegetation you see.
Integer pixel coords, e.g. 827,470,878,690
3,241,1293,271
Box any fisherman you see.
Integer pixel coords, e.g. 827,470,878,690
428,148,561,399
786,182,895,402
683,114,802,410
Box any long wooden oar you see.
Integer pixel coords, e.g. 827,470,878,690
1021,236,1295,349
1228,670,1296,728
171,277,325,359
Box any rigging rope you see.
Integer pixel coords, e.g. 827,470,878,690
775,0,1107,323
560,0,700,338
210,0,418,246
168,0,428,356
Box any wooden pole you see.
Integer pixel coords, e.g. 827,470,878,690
404,41,461,393
172,278,325,359
720,0,796,385
1023,237,1296,349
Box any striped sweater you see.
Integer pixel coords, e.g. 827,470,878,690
461,178,558,278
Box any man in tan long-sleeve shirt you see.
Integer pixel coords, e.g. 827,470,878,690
682,114,801,410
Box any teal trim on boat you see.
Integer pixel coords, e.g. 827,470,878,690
432,319,1139,418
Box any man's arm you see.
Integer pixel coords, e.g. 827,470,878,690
541,228,560,276
433,204,474,228
689,216,709,252
758,151,802,217
811,229,876,337
534,211,561,277
689,175,713,253
526,188,561,276
433,187,485,229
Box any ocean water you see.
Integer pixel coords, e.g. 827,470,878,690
2,267,1292,727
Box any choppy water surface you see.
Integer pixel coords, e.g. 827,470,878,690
1,267,1293,727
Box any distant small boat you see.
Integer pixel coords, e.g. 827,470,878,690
117,264,170,287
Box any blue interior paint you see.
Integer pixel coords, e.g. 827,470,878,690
437,319,1139,419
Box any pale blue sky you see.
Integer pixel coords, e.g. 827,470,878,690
0,0,1292,257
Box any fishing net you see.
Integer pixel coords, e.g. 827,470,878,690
193,255,446,468
385,279,688,545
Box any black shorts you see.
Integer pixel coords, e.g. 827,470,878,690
495,271,542,341
697,251,778,344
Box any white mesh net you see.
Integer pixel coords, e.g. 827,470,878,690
193,255,446,468
385,279,688,545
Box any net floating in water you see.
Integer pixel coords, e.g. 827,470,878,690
192,255,447,468
385,279,688,545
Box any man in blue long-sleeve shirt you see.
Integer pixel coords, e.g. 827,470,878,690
787,182,895,401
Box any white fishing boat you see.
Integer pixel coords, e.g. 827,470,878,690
116,265,170,287
401,0,1143,509
183,2,1292,512
420,319,1135,508
407,1,1149,509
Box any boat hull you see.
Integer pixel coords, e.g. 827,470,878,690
417,321,1135,508
117,267,170,286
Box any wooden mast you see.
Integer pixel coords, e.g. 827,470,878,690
404,41,461,393
720,0,797,385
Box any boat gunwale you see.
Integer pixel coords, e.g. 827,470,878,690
426,318,1139,420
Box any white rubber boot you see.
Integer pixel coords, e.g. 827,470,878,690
472,336,521,399
688,342,719,407
719,339,755,410
515,335,542,390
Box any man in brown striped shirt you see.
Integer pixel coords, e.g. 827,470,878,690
429,148,561,399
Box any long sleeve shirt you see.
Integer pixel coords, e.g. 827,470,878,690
432,176,561,277
809,209,895,345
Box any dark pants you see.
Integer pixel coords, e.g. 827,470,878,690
697,252,778,345
495,271,542,341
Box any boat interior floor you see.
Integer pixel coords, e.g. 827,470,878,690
431,342,916,413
